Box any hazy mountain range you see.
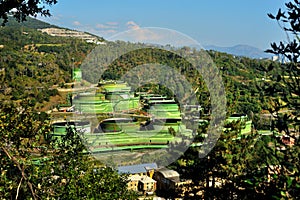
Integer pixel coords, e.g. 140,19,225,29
204,44,271,59
2,16,271,59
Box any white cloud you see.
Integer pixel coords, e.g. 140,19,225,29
93,22,120,37
126,21,140,30
99,29,117,34
73,21,81,26
96,23,117,29
95,21,119,32
106,21,119,26
110,27,197,47
84,26,117,38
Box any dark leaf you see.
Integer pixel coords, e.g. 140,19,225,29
277,75,282,82
265,49,276,54
276,9,283,20
268,13,275,19
271,42,278,51
268,64,274,71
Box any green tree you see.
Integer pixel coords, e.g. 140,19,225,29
0,101,137,199
266,0,300,118
0,101,51,199
0,0,57,25
254,0,300,198
195,2,300,198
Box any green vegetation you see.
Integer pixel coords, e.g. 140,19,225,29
171,1,300,199
0,1,58,25
1,1,299,198
0,101,138,199
0,17,97,110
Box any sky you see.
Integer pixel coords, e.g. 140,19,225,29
38,0,290,50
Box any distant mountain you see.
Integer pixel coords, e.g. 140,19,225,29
0,16,57,29
204,44,270,59
1,16,104,42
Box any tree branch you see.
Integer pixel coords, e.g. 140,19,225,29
1,147,37,200
15,177,23,200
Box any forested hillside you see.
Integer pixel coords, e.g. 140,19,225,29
0,12,299,199
0,16,282,116
81,40,281,116
0,17,97,109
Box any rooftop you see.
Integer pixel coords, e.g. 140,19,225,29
156,167,180,179
118,163,158,175
140,176,157,183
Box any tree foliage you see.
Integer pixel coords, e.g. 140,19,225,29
0,101,137,199
0,19,97,110
265,0,300,117
259,1,300,198
170,2,300,196
0,0,58,25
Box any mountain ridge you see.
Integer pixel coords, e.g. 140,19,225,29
2,16,270,60
204,44,270,59
1,15,57,29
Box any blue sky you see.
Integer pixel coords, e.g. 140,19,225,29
39,0,289,50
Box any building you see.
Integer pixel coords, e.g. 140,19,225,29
139,175,157,195
128,174,142,191
117,163,157,177
153,167,192,192
154,167,180,191
125,174,157,195
73,68,82,82
224,113,252,134
39,28,104,44
117,163,158,195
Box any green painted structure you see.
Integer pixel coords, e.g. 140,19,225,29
51,81,195,153
224,113,252,134
73,68,82,82
72,81,140,114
